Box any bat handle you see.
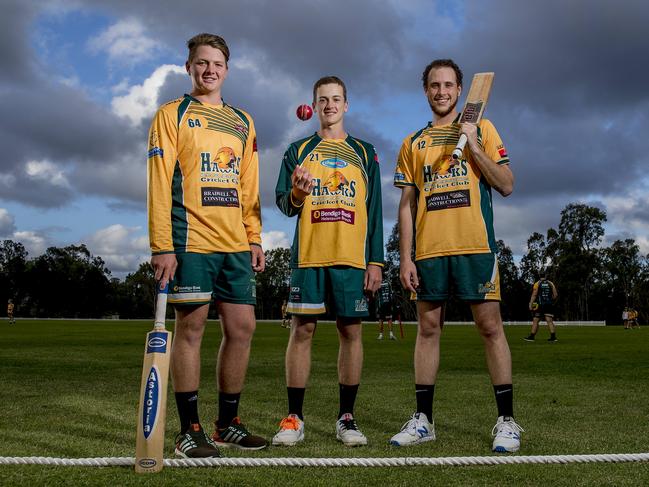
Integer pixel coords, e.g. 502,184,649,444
154,284,169,329
451,133,468,160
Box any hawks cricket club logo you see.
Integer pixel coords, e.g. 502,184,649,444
312,171,357,198
200,148,241,175
324,171,348,192
142,365,161,439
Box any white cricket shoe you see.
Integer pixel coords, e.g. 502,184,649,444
271,414,304,446
491,416,524,453
389,332,396,340
335,413,368,446
377,333,384,340
389,412,435,446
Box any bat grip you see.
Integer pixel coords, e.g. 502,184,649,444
154,284,168,328
451,134,468,160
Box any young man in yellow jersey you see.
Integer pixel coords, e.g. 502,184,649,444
148,33,266,458
390,59,523,453
272,76,383,447
7,299,15,325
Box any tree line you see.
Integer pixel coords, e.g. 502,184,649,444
1,203,646,324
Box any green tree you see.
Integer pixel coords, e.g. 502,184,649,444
256,247,291,319
0,240,28,310
117,262,157,318
496,240,528,321
26,244,112,317
383,222,417,321
550,204,607,320
519,232,547,284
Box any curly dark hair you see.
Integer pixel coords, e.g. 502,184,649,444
421,59,463,88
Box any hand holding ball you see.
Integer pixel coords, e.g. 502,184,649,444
296,104,313,121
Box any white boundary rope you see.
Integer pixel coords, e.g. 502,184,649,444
1,453,648,467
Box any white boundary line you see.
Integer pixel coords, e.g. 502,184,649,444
1,453,648,467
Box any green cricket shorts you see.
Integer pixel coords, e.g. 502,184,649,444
287,266,369,318
415,253,501,302
168,251,256,306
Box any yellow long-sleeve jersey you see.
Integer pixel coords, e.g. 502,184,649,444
276,134,384,270
394,118,509,260
148,95,262,255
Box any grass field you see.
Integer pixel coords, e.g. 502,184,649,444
1,319,648,486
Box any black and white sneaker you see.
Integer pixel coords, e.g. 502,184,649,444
174,423,221,458
212,417,268,450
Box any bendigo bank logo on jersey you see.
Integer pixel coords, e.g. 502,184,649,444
312,171,356,197
311,208,355,225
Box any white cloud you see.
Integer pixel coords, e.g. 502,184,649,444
111,64,185,126
13,231,48,256
262,230,290,250
84,224,149,275
25,160,70,188
87,18,158,65
0,208,16,237
0,173,17,187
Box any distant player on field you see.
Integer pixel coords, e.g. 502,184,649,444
7,299,15,325
377,281,396,340
622,307,630,329
281,300,291,328
148,33,267,458
390,59,522,453
272,76,384,447
524,274,558,342
628,307,640,329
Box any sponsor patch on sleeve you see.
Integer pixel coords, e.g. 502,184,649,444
148,147,164,158
497,145,508,158
201,187,240,207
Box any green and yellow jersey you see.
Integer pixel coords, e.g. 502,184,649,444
394,118,509,260
148,95,261,255
276,133,384,270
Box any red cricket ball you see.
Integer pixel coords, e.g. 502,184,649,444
296,104,313,121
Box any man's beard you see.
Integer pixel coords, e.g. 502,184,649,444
429,97,458,117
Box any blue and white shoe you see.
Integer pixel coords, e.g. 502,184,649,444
491,416,524,453
389,412,435,446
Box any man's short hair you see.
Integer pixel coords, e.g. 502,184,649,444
187,33,230,64
421,59,463,88
313,76,347,102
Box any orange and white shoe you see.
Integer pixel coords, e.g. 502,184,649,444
271,414,305,446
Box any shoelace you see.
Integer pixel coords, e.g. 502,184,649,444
339,418,359,432
492,419,525,436
400,414,422,434
279,416,300,430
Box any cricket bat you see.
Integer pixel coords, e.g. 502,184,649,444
451,72,495,160
135,284,172,473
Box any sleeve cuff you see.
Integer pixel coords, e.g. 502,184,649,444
290,191,305,208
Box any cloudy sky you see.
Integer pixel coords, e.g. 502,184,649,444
1,0,648,277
